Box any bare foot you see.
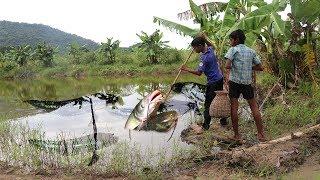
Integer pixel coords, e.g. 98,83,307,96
229,135,244,144
190,124,204,134
257,133,267,142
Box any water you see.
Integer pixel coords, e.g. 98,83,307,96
0,75,206,155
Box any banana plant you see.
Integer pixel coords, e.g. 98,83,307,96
154,0,283,57
35,43,54,67
286,0,320,84
99,38,120,64
136,30,169,64
10,45,31,66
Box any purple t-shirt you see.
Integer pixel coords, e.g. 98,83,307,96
198,46,223,84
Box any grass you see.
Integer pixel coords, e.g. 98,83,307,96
0,119,195,178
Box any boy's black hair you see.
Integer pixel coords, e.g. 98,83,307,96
229,29,246,44
191,36,206,47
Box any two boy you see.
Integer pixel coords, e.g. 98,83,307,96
181,29,266,142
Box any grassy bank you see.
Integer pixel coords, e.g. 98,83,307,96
0,73,319,178
0,47,201,80
0,62,198,79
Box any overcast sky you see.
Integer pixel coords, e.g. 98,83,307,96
0,0,276,49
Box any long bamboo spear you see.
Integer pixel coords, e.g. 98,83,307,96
163,50,194,102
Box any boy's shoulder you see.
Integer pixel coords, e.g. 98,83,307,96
235,44,256,54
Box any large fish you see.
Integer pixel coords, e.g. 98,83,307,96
124,90,201,132
139,110,178,132
124,90,164,130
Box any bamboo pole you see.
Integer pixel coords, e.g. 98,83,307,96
163,50,194,102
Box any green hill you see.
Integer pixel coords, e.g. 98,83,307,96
0,20,99,53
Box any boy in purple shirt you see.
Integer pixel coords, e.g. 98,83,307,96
181,34,227,132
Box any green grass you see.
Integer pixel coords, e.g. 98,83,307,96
0,120,194,178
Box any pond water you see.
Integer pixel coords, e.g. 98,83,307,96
0,75,206,156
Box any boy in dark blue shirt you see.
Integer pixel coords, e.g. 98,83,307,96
181,34,227,132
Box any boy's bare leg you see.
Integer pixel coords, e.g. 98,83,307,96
247,98,266,141
230,98,241,140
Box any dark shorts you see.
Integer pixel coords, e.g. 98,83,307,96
229,81,254,100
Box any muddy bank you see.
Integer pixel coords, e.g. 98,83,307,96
173,123,320,178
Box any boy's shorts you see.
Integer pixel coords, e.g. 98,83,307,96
228,81,254,100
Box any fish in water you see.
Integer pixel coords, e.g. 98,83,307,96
29,132,118,155
139,111,179,132
124,90,200,132
125,90,164,130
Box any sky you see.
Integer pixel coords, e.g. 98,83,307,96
0,0,276,49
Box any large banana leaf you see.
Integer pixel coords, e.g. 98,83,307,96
153,17,198,37
290,0,320,23
189,0,207,25
219,0,238,33
215,1,286,56
178,1,227,20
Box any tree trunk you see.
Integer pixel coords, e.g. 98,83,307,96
150,55,158,64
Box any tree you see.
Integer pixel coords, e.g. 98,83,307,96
99,38,120,64
35,43,54,67
68,43,90,64
154,0,283,57
136,30,169,64
10,45,31,66
153,0,320,84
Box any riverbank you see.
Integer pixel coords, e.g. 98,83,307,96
0,62,199,80
0,73,319,179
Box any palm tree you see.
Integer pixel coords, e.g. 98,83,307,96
136,29,169,64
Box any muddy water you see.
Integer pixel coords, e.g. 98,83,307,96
0,75,206,154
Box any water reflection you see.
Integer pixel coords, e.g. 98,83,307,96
1,77,207,165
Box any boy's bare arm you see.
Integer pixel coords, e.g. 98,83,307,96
180,65,202,76
253,64,263,71
225,59,232,82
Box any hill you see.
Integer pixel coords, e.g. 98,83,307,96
0,20,99,53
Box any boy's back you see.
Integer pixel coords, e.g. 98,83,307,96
225,44,260,85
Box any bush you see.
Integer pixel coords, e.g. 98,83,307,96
115,50,135,64
257,73,278,88
159,48,182,64
1,60,18,72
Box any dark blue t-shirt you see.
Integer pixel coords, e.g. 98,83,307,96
198,46,223,84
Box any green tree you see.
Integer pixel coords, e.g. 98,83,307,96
10,45,31,66
99,38,120,64
154,0,284,57
136,29,169,64
35,43,54,67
